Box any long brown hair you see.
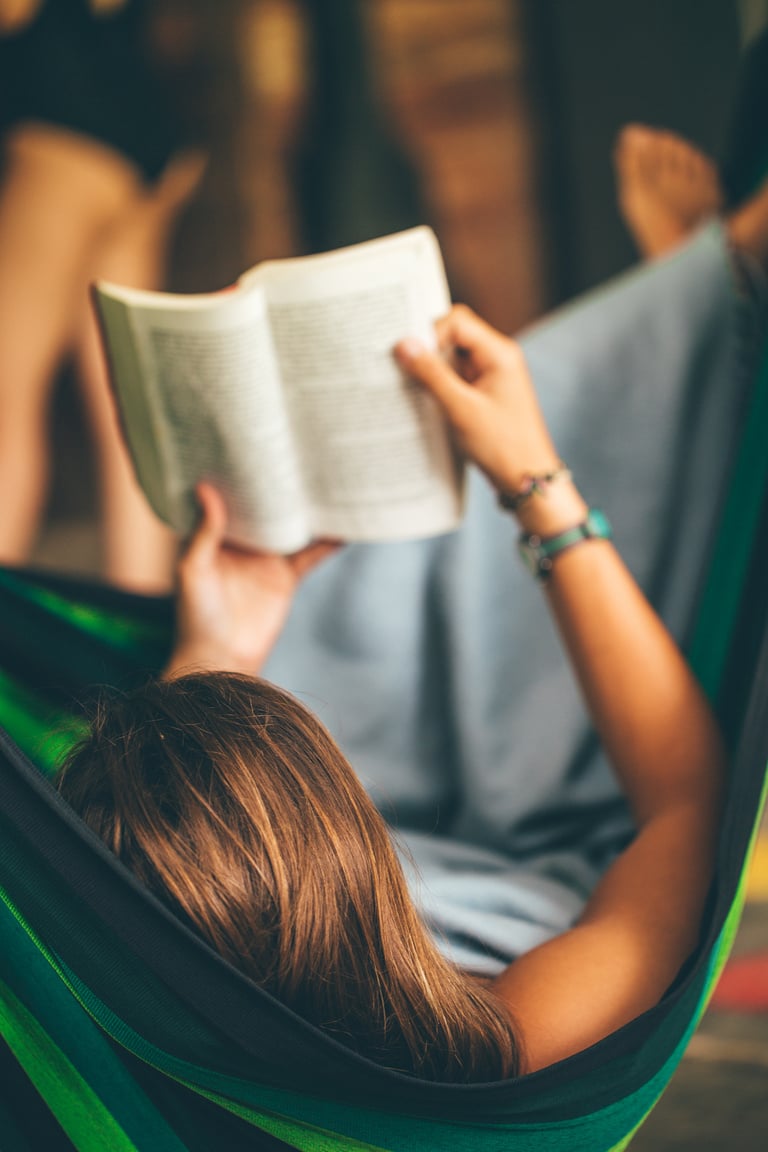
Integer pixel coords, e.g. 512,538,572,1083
57,672,519,1080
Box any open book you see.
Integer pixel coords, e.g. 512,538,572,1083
94,226,463,553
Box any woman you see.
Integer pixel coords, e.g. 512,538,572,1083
56,127,768,1079
55,286,731,1078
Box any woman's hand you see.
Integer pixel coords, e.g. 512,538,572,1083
395,305,561,497
164,482,339,679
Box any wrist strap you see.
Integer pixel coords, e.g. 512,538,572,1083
518,509,612,582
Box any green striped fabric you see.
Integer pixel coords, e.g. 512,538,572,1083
0,344,766,1148
0,865,763,1152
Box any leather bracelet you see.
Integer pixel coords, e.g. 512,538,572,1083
518,509,612,583
498,463,572,512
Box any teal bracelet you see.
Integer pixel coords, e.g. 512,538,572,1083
518,509,612,583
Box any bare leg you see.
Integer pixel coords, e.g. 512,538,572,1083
77,151,206,592
614,124,723,258
0,125,139,561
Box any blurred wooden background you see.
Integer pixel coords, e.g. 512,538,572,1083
45,0,744,553
169,0,550,332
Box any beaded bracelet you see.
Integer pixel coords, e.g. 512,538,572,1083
498,463,572,512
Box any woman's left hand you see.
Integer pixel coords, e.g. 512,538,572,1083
164,482,339,678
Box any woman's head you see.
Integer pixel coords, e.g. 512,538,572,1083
57,672,519,1080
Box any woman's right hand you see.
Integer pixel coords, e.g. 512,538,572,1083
394,305,561,499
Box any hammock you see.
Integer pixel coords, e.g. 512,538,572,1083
1,325,767,1150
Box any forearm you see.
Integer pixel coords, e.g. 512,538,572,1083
517,480,726,828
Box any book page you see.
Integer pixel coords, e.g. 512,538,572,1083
102,285,311,553
249,228,464,542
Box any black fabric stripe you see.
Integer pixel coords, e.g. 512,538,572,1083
0,1038,78,1152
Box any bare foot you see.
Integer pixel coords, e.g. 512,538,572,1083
614,124,723,257
727,177,768,271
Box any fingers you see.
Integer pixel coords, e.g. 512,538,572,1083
184,486,339,580
394,305,521,421
394,335,475,423
289,540,342,580
435,304,513,370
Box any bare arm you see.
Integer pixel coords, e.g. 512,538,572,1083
395,306,725,1072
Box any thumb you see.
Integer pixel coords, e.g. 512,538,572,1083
184,482,228,566
394,338,473,422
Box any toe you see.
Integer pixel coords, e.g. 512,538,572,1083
614,123,655,165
